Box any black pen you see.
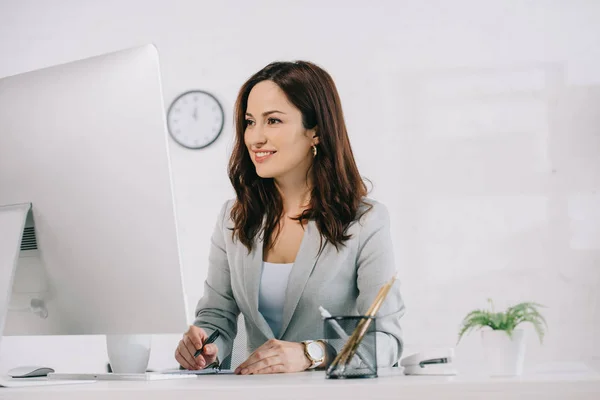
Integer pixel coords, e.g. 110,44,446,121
194,329,220,358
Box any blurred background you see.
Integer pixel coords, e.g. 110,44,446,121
0,0,598,374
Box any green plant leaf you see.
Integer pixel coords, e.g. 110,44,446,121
489,312,505,329
507,302,547,343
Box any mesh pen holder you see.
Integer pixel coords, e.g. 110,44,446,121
324,316,377,379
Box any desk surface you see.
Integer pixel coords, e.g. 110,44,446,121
2,369,600,400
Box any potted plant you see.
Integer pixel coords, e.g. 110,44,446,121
457,299,547,376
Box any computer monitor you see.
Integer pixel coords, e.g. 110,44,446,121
0,45,189,374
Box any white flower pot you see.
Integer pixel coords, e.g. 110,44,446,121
481,328,526,376
106,334,152,374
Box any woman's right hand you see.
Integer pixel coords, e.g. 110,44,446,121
175,325,219,370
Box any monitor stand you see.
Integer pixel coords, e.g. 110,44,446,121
0,204,76,388
0,203,31,352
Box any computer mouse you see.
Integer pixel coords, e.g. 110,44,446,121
7,366,55,378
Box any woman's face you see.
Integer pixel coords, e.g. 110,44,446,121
244,80,318,181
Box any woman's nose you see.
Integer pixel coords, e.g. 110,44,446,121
247,124,267,146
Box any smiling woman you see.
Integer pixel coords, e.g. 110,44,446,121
229,62,367,254
175,61,406,376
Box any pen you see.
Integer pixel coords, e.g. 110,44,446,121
194,329,220,358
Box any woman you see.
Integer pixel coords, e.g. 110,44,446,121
175,61,405,375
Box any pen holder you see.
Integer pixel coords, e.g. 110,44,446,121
324,316,377,379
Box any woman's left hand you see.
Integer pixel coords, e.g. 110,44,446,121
234,339,310,375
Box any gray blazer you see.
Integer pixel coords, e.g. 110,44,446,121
193,198,405,367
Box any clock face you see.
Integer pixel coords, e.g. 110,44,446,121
167,90,224,149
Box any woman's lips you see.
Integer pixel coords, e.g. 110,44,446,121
254,151,276,163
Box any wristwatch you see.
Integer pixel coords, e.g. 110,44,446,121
302,340,325,369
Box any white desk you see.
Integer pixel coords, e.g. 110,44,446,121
1,369,599,399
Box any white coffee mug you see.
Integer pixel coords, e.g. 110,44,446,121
106,334,152,374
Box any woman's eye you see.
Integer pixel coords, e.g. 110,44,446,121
267,118,281,125
245,119,255,126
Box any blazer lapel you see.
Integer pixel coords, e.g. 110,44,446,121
243,234,275,340
278,220,322,339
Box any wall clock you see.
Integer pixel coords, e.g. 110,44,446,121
167,90,224,149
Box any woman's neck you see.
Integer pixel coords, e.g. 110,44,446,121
274,175,312,216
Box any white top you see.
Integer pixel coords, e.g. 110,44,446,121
258,261,293,337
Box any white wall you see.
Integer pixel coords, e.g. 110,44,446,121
1,0,599,374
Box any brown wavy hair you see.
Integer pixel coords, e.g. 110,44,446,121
228,61,370,252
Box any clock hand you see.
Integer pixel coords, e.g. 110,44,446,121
193,107,198,121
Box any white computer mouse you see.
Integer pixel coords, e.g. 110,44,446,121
7,366,55,378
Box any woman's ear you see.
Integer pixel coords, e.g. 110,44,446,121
311,129,320,146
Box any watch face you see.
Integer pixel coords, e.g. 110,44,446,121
307,341,324,360
167,90,224,149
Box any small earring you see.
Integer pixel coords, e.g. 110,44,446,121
312,145,317,157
